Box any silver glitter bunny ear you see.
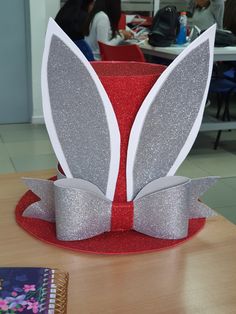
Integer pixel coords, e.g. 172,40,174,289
126,25,216,200
41,18,120,200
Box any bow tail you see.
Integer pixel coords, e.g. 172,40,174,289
22,178,55,222
188,177,218,218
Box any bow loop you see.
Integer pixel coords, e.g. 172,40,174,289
134,180,190,239
54,179,112,241
22,178,55,222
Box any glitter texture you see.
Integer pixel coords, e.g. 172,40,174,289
92,62,166,203
133,41,210,198
17,188,206,254
133,176,217,239
134,181,189,239
22,178,55,222
47,35,111,195
54,180,112,241
188,177,218,218
23,176,217,241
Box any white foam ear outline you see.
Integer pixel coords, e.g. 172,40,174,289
126,25,216,201
41,18,121,201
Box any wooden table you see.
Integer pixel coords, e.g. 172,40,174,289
1,170,236,314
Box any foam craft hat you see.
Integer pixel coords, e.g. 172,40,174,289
16,19,218,254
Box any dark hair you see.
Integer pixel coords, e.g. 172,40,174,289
84,0,121,38
55,0,94,40
224,0,236,35
194,0,210,9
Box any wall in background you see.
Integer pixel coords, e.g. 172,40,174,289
29,0,60,123
0,0,31,124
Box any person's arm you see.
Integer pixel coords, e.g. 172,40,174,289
209,0,224,28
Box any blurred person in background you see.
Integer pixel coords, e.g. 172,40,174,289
191,0,224,30
84,0,133,60
223,0,236,35
55,0,95,60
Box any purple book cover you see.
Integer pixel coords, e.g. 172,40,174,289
0,267,53,313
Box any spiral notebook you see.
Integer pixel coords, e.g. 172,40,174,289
0,267,68,313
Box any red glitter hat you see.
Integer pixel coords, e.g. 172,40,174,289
16,20,217,254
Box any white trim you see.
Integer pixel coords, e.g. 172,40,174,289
41,19,72,178
167,25,216,177
41,18,120,200
126,25,216,201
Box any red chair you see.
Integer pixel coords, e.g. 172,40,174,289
98,41,146,62
118,13,126,30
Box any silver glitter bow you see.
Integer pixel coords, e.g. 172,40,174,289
23,176,218,241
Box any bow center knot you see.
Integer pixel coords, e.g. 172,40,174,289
111,201,134,232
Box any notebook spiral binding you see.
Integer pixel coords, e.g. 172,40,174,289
40,268,69,314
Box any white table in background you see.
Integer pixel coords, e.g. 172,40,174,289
140,41,236,62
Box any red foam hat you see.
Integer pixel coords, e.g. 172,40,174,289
16,20,217,254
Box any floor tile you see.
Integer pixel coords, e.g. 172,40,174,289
189,146,224,156
201,178,236,208
217,129,236,141
0,123,43,133
0,158,15,174
215,206,236,224
11,154,57,172
189,153,236,177
195,130,236,150
176,159,209,178
0,142,10,160
5,140,54,157
193,132,218,148
211,130,236,153
0,124,49,143
219,141,236,155
222,177,236,192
